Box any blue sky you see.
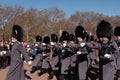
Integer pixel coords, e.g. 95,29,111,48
0,0,120,17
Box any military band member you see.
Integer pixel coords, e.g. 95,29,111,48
6,25,32,80
114,26,120,51
86,34,99,80
114,26,120,80
96,20,119,80
38,36,52,76
67,34,78,80
48,33,61,80
60,31,71,80
30,35,43,73
75,25,89,80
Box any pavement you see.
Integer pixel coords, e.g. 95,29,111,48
0,63,57,80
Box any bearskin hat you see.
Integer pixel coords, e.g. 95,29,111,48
43,36,50,44
84,32,90,42
59,36,63,43
75,25,86,39
35,35,42,42
11,25,23,42
69,34,75,41
51,34,58,43
96,20,113,39
114,26,120,36
90,35,94,41
61,31,69,41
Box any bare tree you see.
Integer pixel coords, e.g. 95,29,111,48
0,5,120,42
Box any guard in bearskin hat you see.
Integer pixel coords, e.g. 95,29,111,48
96,20,119,80
75,25,90,80
32,35,42,60
67,34,78,80
48,33,62,80
87,33,99,65
75,25,86,42
86,33,99,80
6,25,32,80
114,26,120,80
114,26,120,50
30,35,43,73
38,36,52,77
35,35,42,42
59,31,71,80
69,34,77,68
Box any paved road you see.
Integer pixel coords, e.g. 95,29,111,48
0,63,56,80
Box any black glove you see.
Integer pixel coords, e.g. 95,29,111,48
116,70,120,77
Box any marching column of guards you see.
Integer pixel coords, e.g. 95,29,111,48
1,20,120,80
96,20,119,80
30,20,120,80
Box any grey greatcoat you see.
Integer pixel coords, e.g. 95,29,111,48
32,54,43,67
115,40,120,70
87,41,98,60
61,43,71,75
76,41,89,80
41,44,51,69
68,42,77,67
98,41,119,80
32,43,43,67
6,41,30,80
51,44,61,70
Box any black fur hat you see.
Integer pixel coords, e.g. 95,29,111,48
114,26,120,36
96,20,113,39
59,36,63,43
90,35,94,41
69,34,75,41
84,32,90,42
75,25,86,39
51,34,58,43
35,35,42,42
11,25,23,42
43,36,50,44
61,31,69,41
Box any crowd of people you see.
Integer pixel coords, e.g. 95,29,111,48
0,41,10,69
0,20,120,80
